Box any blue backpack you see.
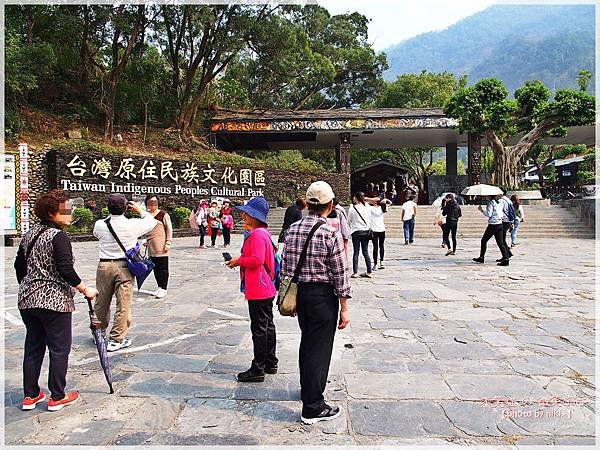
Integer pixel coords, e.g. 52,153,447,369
505,199,516,222
253,228,282,290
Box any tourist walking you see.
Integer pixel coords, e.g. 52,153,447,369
434,198,446,248
15,189,98,411
277,197,306,248
282,181,351,424
194,200,209,249
442,193,462,256
207,201,221,248
369,198,391,270
220,199,234,248
473,195,511,266
225,197,277,382
334,198,351,256
144,194,172,299
347,191,372,278
401,195,417,244
92,194,157,351
510,194,525,247
499,192,515,259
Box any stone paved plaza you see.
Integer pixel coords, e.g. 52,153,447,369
2,235,596,447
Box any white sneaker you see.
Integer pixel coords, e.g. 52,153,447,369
107,337,132,352
155,288,167,299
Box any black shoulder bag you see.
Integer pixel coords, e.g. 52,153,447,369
352,205,373,238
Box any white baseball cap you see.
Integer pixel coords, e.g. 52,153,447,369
306,181,335,205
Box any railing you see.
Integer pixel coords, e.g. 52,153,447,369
540,185,580,202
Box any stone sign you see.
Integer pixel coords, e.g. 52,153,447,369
47,150,349,209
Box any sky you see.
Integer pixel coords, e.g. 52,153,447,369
318,0,595,51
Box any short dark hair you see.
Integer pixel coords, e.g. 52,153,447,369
108,200,127,215
353,191,366,204
308,201,331,214
34,189,70,222
295,197,306,209
409,195,415,201
145,194,160,206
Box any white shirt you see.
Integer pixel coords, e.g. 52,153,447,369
370,206,386,232
93,212,158,260
402,201,417,221
348,203,372,234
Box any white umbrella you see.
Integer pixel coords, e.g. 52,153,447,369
461,184,503,196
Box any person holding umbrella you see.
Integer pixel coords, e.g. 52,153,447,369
473,194,511,266
14,189,98,411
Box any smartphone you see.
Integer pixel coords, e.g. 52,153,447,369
222,252,232,261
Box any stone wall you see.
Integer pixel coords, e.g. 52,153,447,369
26,147,52,226
33,149,349,214
561,198,596,230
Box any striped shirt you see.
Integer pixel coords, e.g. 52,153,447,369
282,212,352,299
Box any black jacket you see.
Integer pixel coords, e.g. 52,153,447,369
442,201,462,222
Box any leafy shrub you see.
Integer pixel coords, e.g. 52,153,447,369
51,139,124,156
171,207,191,228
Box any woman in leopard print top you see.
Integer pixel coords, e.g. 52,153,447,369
14,190,98,411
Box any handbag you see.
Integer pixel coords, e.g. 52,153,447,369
104,218,155,277
277,220,325,317
352,205,373,238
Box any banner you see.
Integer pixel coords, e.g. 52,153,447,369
1,153,17,230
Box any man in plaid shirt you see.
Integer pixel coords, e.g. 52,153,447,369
282,181,351,424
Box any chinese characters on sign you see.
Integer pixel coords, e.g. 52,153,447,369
66,155,266,188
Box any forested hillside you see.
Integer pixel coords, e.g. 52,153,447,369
384,5,595,93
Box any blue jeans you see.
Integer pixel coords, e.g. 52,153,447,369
403,218,415,242
511,218,521,245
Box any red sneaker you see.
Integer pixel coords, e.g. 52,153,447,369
47,391,80,411
22,391,46,410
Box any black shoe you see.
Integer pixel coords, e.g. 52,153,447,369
473,257,484,263
236,368,265,382
497,259,509,266
264,365,278,375
409,240,414,244
496,258,503,262
301,404,341,424
405,241,409,245
445,251,452,256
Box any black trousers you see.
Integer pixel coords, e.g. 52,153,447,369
372,231,386,265
247,298,278,373
222,226,231,246
501,222,514,257
297,283,339,417
20,308,72,401
479,224,510,260
443,221,458,252
210,228,218,246
151,256,169,290
351,232,372,274
198,225,206,246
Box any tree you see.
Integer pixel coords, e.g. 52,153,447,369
577,69,592,92
444,77,595,187
375,70,467,108
228,5,387,110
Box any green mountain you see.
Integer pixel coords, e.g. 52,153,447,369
384,5,595,93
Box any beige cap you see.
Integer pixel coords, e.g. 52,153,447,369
306,181,335,205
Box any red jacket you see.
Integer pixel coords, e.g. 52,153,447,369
238,227,276,300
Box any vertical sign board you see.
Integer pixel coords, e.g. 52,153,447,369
18,143,30,233
1,153,17,230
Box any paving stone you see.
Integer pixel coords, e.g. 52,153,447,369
478,331,521,347
62,420,125,445
559,356,595,375
233,374,301,401
120,397,182,431
508,355,572,376
429,341,500,360
121,371,235,399
504,404,595,436
382,307,435,321
125,353,211,373
113,432,155,445
440,401,526,436
444,374,548,400
349,400,458,437
436,358,515,375
346,374,454,400
148,432,260,445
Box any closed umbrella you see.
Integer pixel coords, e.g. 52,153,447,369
461,184,503,196
86,297,114,394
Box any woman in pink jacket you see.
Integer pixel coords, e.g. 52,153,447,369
226,197,277,382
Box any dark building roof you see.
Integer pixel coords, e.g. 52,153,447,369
212,108,446,122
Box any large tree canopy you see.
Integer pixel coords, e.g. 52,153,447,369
444,77,595,186
6,4,387,141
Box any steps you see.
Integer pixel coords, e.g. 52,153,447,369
265,205,594,239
